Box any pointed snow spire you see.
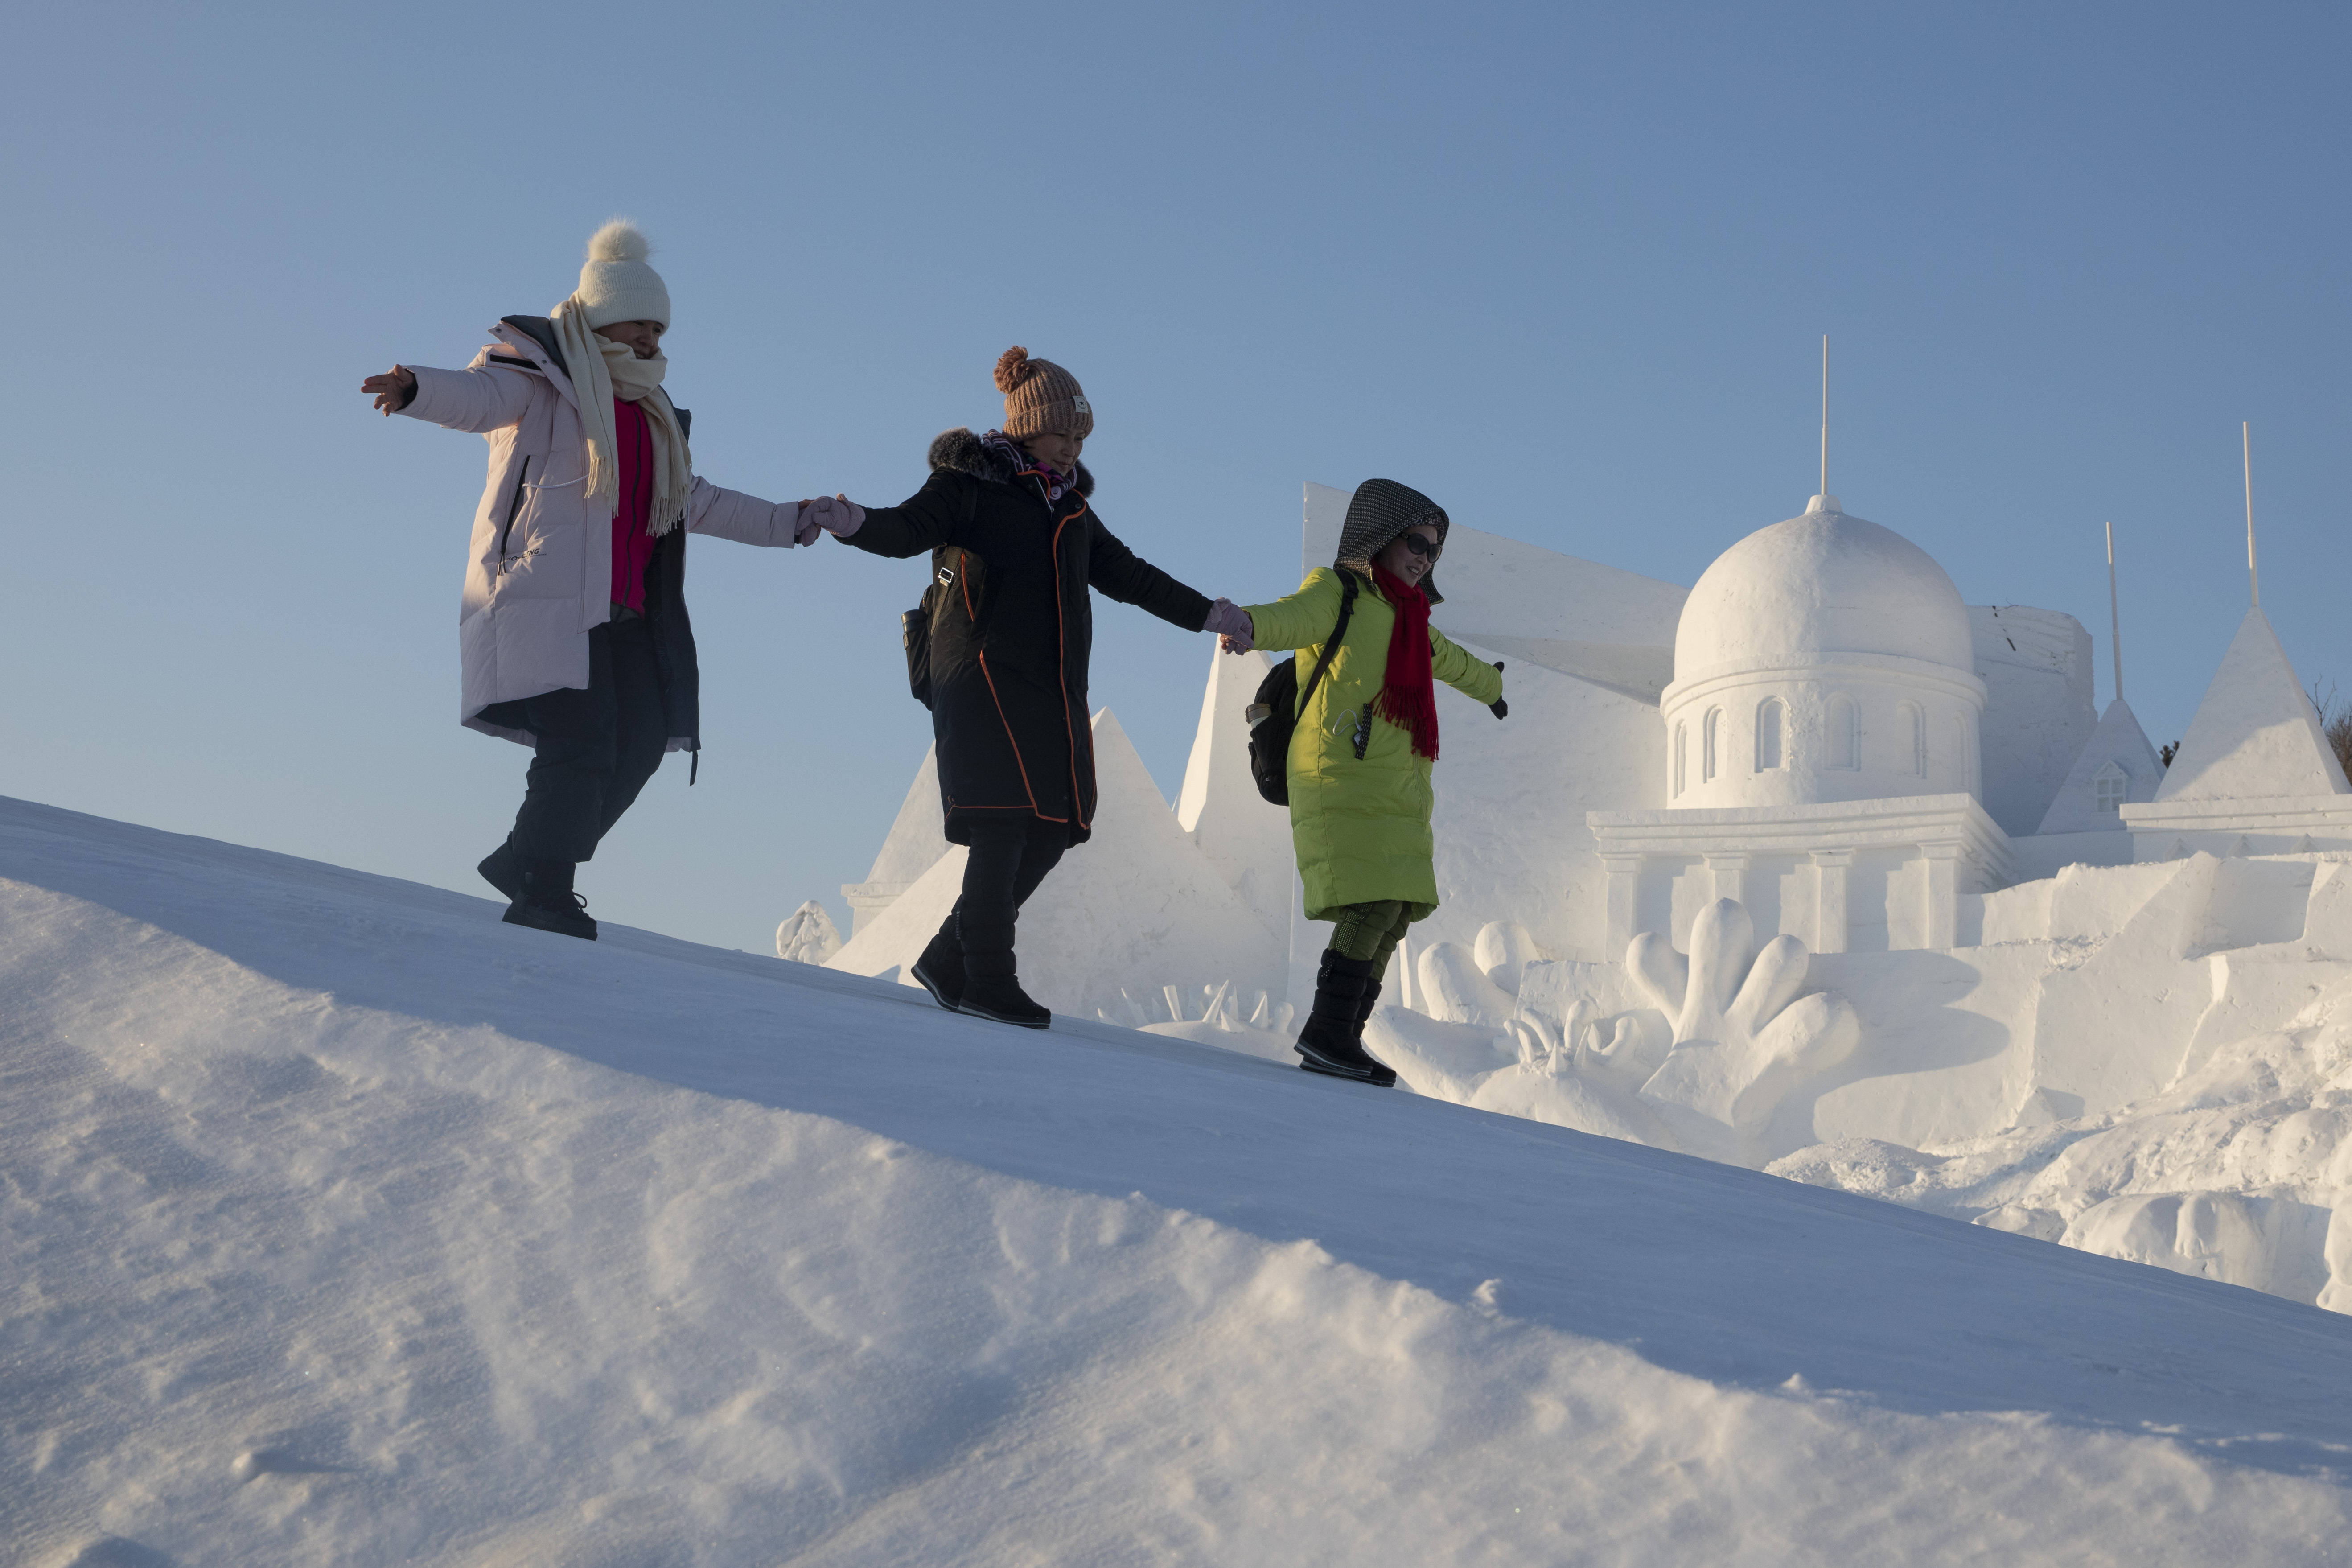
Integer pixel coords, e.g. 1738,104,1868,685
1806,336,1842,515
2106,520,2125,705
841,745,950,934
1174,643,1293,938
2035,694,2164,834
2244,422,2260,609
2155,607,2351,802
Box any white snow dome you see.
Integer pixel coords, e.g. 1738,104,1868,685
1660,495,1986,811
1674,496,1973,679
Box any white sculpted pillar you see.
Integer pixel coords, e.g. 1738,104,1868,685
1705,853,1750,910
1809,848,1853,955
1920,841,1963,951
1602,854,1643,958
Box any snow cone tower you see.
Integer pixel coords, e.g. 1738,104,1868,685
1590,494,2013,956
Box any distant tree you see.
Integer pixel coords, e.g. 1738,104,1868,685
2316,680,2352,782
2161,741,2177,769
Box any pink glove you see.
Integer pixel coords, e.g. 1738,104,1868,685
801,494,866,540
791,502,824,546
1205,598,1254,651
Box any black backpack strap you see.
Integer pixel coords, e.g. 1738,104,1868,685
1295,572,1358,716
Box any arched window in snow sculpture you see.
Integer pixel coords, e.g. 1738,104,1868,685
1703,708,1722,782
1901,702,1926,777
2093,760,2126,813
1826,694,1859,770
1755,697,1784,771
1673,722,1687,797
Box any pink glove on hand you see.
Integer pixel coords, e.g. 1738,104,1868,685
1205,598,1254,652
798,494,866,542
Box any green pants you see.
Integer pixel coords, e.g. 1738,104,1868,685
1325,899,1435,978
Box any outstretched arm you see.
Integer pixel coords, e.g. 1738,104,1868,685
1238,569,1346,653
362,366,416,414
1086,521,1213,632
1432,630,1505,708
365,360,540,434
684,477,808,549
824,471,969,560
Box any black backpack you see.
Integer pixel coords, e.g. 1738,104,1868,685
1246,573,1358,805
902,551,961,710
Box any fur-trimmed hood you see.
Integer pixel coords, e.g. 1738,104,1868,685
927,427,1094,498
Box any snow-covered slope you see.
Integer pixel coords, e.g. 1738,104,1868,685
9,797,2352,1565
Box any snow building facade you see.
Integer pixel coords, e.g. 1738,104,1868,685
1589,492,2015,957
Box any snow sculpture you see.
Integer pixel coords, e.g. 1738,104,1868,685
1416,941,1516,1027
1473,920,1546,996
1660,494,1983,812
1970,605,2098,838
2120,607,2352,856
840,745,951,935
1626,898,1863,1164
1591,494,2013,957
2033,696,2163,837
1174,643,1292,939
775,900,843,965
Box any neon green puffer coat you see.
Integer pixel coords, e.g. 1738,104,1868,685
1242,568,1504,921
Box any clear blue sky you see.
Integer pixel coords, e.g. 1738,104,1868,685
5,2,2347,952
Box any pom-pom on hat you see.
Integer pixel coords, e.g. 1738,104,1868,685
573,219,671,329
995,346,1093,440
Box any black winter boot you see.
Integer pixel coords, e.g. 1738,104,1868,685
1351,976,1398,1088
477,838,525,903
503,859,597,941
1295,951,1386,1083
910,922,965,1012
958,975,1051,1029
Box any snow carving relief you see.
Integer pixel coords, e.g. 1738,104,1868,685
1625,899,1863,1164
1359,900,1861,1169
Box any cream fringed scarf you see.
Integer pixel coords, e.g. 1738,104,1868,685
550,296,694,534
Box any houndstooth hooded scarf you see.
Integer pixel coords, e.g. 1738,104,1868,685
1335,477,1449,604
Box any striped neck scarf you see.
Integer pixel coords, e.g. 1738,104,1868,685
982,429,1076,502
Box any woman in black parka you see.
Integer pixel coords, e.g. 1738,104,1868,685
807,348,1254,1027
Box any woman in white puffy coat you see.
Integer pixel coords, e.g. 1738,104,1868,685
362,222,808,940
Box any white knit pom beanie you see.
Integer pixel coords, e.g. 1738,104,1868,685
572,219,671,329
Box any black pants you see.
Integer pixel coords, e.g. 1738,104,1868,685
946,815,1068,980
509,618,667,864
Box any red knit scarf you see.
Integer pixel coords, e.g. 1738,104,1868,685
1371,564,1440,759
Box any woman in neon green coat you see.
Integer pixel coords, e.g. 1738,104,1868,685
1232,479,1505,1085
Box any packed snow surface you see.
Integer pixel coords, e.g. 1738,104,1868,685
10,799,2352,1564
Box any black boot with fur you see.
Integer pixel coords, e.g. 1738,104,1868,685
1295,951,1386,1083
502,859,597,941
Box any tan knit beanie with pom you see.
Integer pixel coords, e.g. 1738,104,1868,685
995,347,1093,439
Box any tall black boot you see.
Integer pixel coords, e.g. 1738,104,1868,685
1295,951,1385,1083
1351,976,1397,1088
910,918,965,1012
955,895,1049,1030
477,836,525,902
502,858,597,941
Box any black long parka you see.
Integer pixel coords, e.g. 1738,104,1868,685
845,429,1212,847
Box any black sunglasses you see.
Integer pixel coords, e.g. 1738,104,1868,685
1397,533,1442,561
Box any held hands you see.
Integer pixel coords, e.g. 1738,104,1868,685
792,493,866,546
1489,660,1508,720
361,365,417,415
1205,598,1254,652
